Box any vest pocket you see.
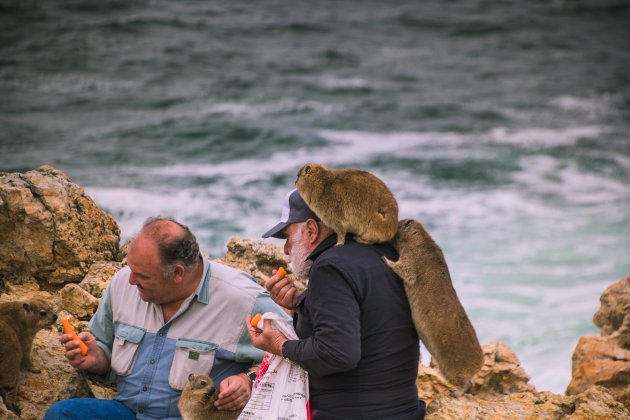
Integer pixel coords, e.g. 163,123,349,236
169,338,218,390
111,322,146,376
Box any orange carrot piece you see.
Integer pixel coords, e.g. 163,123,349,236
277,267,286,279
250,313,262,328
62,319,88,356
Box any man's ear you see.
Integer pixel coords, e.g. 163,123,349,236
304,218,320,244
172,264,186,284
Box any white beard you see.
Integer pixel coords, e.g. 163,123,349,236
288,224,313,284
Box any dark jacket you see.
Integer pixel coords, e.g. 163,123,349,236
283,234,420,419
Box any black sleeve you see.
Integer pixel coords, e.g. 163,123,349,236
284,261,361,377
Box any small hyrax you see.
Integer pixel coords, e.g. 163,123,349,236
178,373,241,420
0,295,57,410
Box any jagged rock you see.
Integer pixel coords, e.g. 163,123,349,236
416,364,454,405
567,276,630,411
426,385,629,419
60,284,100,320
0,166,120,285
218,236,288,283
85,377,117,400
78,261,123,299
418,341,535,406
593,276,630,348
0,400,19,420
0,280,49,302
467,341,536,395
566,336,630,410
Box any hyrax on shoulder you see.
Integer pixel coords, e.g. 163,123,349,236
295,163,398,246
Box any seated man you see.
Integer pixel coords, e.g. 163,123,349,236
45,217,287,420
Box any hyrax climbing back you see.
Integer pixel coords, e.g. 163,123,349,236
295,163,398,247
382,219,483,390
178,373,240,420
0,295,57,410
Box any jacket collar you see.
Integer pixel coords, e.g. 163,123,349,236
306,233,335,262
306,233,355,262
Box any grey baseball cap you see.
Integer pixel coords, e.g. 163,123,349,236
262,189,319,239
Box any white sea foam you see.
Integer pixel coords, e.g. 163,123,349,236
513,155,629,205
488,126,605,147
549,95,615,117
204,99,344,117
319,129,466,151
317,75,372,90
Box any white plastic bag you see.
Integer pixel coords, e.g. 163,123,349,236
238,312,310,420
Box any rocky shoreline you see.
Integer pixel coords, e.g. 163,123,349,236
1,166,628,419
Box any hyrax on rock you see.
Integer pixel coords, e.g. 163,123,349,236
0,295,57,410
382,219,484,390
178,373,241,420
295,163,399,247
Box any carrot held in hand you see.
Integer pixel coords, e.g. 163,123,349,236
62,319,88,356
276,266,286,279
250,313,262,328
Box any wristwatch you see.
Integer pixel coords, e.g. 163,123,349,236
246,369,257,383
281,340,290,360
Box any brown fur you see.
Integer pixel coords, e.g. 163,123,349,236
383,219,483,390
295,163,398,246
0,296,57,411
178,374,240,420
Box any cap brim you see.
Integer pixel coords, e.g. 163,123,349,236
261,221,290,239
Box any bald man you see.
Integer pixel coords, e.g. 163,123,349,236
45,217,287,420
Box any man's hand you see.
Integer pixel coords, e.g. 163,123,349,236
215,373,251,411
266,269,301,310
246,315,288,356
61,331,109,375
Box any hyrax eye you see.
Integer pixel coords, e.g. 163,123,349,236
39,310,48,316
200,380,208,386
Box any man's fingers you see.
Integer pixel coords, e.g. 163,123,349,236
216,376,250,410
272,280,293,300
265,273,286,291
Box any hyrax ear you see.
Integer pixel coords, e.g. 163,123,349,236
303,164,312,174
188,373,194,382
23,303,31,312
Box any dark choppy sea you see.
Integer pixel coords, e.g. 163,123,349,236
2,0,629,393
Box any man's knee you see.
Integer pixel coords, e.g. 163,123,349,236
43,399,75,420
44,398,134,420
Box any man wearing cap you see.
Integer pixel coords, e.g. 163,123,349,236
248,189,424,420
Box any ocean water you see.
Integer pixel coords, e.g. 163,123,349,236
1,0,629,394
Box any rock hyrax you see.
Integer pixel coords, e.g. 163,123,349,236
295,163,398,246
383,219,484,390
178,373,240,420
0,295,57,410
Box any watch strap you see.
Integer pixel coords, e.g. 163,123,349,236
246,369,257,382
281,340,290,359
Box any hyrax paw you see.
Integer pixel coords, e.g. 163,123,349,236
381,256,395,269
